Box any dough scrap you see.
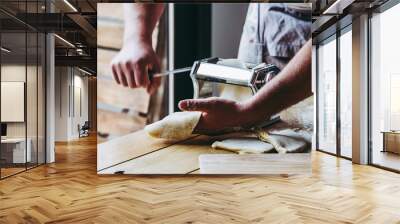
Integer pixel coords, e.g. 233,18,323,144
258,131,287,154
211,129,309,154
258,132,309,154
211,138,274,154
144,111,201,140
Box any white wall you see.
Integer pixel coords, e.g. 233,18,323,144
352,14,369,164
75,74,89,122
54,67,89,141
1,65,35,138
211,4,248,58
72,74,89,138
1,65,26,134
46,6,56,163
55,66,69,141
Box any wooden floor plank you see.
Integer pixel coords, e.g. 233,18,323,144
0,167,26,178
1,135,400,223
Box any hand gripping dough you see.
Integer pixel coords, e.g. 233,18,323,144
145,59,250,140
144,111,202,140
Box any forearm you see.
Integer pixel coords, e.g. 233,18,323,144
123,3,165,43
242,40,312,124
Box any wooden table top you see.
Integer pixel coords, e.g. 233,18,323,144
97,130,239,174
97,129,311,175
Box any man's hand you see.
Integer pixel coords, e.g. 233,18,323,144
178,97,251,132
111,3,165,94
111,39,161,94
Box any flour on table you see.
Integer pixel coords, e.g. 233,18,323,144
145,111,201,140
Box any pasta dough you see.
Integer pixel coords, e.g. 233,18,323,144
144,111,202,140
259,132,308,153
212,129,309,154
258,131,287,154
216,59,253,102
212,138,274,154
217,58,248,69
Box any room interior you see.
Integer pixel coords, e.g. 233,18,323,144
0,25,46,178
0,0,97,179
314,0,400,172
0,0,400,222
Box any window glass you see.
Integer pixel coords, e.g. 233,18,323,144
339,28,352,158
27,30,38,169
0,1,46,178
38,32,45,165
317,36,337,154
1,31,28,177
371,3,400,171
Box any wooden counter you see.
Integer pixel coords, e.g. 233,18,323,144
97,130,311,175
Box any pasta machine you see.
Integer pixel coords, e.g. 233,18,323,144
152,57,281,99
152,57,281,128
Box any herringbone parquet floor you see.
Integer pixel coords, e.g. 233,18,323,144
1,135,400,224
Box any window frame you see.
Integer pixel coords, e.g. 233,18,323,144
315,20,353,161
